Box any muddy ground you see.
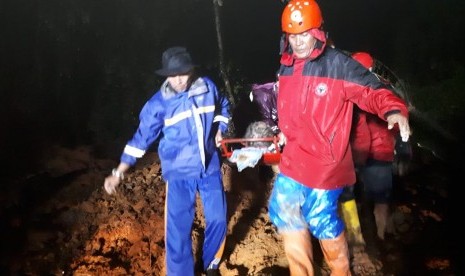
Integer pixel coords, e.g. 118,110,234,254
0,144,459,275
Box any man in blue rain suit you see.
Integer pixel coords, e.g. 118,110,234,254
103,46,230,276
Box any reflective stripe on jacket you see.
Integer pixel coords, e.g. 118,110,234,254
121,77,230,181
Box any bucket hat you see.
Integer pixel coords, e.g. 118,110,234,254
155,46,195,76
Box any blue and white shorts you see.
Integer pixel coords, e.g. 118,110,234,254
268,173,345,239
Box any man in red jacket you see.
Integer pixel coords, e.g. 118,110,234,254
268,1,411,275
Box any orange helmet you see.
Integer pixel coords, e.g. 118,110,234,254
281,0,323,34
351,52,374,70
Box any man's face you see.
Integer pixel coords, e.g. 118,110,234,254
167,74,190,92
288,30,317,59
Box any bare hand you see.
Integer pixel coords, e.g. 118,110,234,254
387,113,411,142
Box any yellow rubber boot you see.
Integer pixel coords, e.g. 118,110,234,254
340,199,365,246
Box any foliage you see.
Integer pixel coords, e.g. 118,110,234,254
409,65,465,135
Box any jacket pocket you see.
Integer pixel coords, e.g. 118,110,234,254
297,129,336,165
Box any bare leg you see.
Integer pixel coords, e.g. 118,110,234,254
281,229,314,276
319,232,351,276
374,203,389,240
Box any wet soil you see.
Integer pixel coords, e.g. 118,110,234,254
0,145,458,275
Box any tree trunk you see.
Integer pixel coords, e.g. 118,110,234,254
213,0,235,105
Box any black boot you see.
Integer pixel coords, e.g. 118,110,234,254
205,268,221,276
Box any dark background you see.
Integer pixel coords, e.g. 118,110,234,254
1,0,465,176
0,1,463,274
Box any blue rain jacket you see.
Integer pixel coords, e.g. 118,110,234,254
121,77,230,181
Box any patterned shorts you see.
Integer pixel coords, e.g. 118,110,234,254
268,173,345,239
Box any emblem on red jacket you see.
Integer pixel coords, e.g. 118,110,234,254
315,83,328,97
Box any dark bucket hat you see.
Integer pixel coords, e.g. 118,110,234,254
155,46,195,76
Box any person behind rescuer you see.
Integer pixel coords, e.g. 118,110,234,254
103,46,230,276
268,1,411,275
249,82,280,136
338,52,402,275
341,51,410,242
227,81,281,178
248,82,281,176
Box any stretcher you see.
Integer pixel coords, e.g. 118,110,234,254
219,136,282,166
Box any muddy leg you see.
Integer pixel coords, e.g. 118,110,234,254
282,229,314,276
319,232,351,276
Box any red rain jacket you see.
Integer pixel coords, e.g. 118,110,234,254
351,109,397,167
277,29,408,190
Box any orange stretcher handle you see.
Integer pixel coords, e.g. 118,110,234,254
219,136,281,165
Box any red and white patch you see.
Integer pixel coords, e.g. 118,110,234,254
315,83,328,97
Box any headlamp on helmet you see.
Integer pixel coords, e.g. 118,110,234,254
281,0,323,34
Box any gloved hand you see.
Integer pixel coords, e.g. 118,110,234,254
215,129,223,147
277,132,287,146
104,164,128,195
387,113,411,142
104,175,120,195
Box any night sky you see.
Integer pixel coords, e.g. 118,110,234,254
1,0,464,174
